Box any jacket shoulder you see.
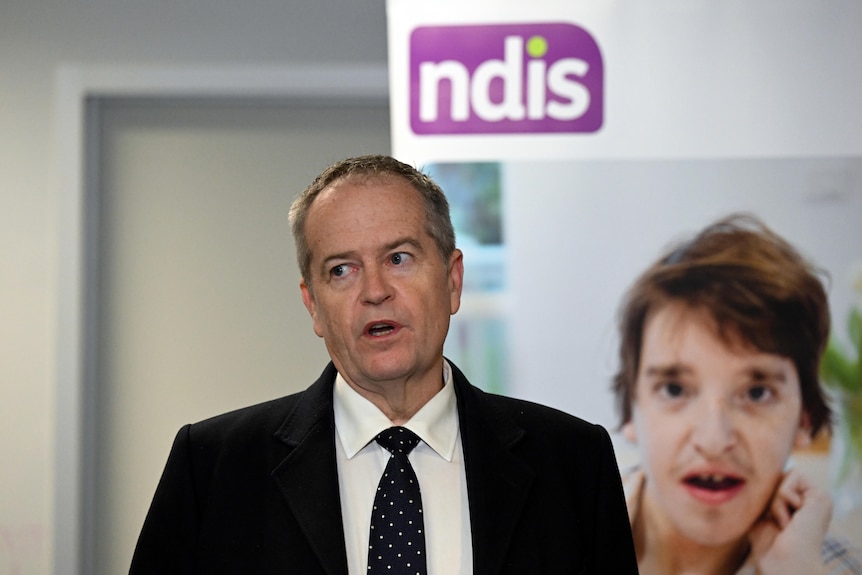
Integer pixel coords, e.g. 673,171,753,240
187,362,337,448
191,392,303,437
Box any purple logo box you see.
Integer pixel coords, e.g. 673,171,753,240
410,23,604,135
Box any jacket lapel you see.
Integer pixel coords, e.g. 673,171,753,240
267,361,534,575
271,363,348,575
452,363,535,575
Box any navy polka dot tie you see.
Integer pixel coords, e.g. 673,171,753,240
367,426,427,575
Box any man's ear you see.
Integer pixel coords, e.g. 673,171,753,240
793,410,813,449
300,279,324,338
448,249,464,315
623,421,637,444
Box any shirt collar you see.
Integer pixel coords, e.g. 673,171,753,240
333,360,459,462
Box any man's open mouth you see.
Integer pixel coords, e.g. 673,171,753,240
367,322,397,337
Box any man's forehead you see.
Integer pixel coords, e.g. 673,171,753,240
306,180,431,263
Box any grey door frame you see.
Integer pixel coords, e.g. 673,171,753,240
53,64,389,575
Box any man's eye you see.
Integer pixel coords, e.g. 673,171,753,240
390,252,410,265
331,264,348,277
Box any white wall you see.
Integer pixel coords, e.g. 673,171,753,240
0,1,387,571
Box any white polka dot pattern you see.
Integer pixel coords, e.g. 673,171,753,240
367,426,426,575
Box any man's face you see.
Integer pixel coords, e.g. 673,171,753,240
300,176,463,394
624,303,811,547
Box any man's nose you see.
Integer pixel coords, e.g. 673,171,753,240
691,399,737,458
361,265,393,305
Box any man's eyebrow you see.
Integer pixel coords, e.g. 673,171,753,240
320,249,357,271
383,237,424,253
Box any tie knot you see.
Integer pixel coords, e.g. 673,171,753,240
375,426,421,456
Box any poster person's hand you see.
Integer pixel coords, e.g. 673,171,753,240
748,469,831,575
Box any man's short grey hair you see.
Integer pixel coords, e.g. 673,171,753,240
289,154,457,284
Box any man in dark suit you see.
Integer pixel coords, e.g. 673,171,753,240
130,155,638,574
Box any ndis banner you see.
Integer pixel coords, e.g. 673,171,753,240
409,22,603,135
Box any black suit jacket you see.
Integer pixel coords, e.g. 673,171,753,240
130,362,638,574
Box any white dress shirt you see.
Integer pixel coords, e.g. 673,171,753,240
334,360,473,575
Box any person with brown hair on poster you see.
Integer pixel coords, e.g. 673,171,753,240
612,213,862,575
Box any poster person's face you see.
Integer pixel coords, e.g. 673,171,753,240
624,303,811,548
300,176,463,395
